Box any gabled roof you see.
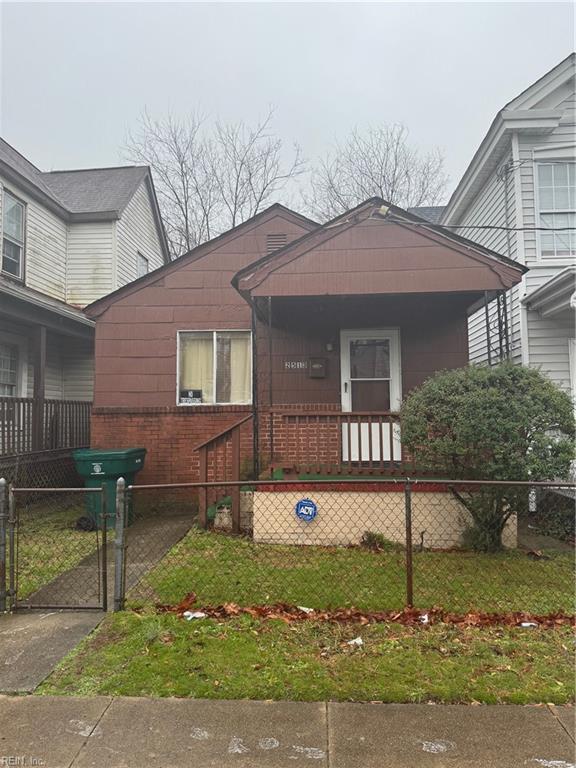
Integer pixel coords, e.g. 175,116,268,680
233,197,527,300
442,53,575,223
84,203,318,318
0,137,170,263
42,166,149,215
0,138,67,212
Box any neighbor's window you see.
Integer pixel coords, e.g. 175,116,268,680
2,191,25,278
0,342,18,396
538,162,576,258
178,331,251,405
137,252,149,277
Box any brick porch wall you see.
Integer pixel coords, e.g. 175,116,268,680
91,407,253,485
92,405,409,484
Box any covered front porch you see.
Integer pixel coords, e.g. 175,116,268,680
197,200,526,485
255,291,474,476
0,277,93,458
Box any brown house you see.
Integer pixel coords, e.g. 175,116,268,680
85,198,526,486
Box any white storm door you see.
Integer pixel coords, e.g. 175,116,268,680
340,329,402,462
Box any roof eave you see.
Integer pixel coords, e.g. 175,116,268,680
442,109,563,224
0,276,95,328
0,161,69,219
522,266,576,316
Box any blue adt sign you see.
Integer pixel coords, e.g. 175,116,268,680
295,498,318,523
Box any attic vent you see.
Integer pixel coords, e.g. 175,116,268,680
266,233,287,254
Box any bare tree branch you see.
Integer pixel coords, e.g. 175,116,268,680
304,124,448,221
124,108,305,258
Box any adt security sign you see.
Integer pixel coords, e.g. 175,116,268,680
295,498,317,523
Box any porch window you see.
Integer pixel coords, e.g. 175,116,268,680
0,342,18,397
2,191,25,278
537,162,576,258
178,330,251,405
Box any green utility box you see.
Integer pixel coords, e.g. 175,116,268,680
73,448,147,529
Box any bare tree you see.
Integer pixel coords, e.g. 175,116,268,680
305,124,448,221
125,109,305,257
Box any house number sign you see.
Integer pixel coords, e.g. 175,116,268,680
283,359,307,371
295,498,318,523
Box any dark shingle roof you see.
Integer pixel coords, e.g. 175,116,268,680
407,206,446,224
42,166,149,214
0,138,148,217
0,139,63,204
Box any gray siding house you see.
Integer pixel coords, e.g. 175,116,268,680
0,138,169,456
442,54,575,401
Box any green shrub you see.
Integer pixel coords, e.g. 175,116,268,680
401,363,575,552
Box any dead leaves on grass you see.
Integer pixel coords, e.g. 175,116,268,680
155,592,574,629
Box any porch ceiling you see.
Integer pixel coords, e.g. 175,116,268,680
233,199,526,300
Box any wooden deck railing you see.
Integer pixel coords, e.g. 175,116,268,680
194,414,253,532
0,397,91,457
275,410,405,475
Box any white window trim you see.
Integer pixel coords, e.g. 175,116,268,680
176,329,252,407
533,158,576,263
1,189,26,280
0,330,28,397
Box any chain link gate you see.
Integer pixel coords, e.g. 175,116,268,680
0,479,108,612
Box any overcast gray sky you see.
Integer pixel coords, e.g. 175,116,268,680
0,1,574,201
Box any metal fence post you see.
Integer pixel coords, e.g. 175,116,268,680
0,479,7,613
114,477,126,612
7,484,16,611
101,483,108,613
404,478,414,608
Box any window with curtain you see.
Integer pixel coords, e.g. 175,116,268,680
178,331,251,405
537,162,575,258
2,191,25,278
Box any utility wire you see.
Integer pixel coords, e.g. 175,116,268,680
387,215,576,233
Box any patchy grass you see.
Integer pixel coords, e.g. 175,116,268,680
39,611,575,704
132,528,574,614
15,497,100,599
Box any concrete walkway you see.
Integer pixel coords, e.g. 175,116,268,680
0,513,192,694
0,611,103,693
0,696,573,768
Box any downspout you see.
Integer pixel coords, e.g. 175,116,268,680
251,302,259,478
268,296,274,477
498,154,514,360
511,132,530,366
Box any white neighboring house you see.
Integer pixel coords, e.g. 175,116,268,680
0,137,169,454
441,54,575,402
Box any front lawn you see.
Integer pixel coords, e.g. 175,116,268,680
39,611,575,704
132,528,574,614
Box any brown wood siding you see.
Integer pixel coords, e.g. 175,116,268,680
249,219,517,296
93,213,312,407
255,294,470,406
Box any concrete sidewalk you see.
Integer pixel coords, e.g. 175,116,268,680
0,696,573,768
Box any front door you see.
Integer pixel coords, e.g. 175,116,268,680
340,329,402,462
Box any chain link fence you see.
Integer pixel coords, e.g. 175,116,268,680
0,481,108,611
0,449,82,489
115,478,575,615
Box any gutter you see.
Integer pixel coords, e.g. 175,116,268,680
0,278,95,328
